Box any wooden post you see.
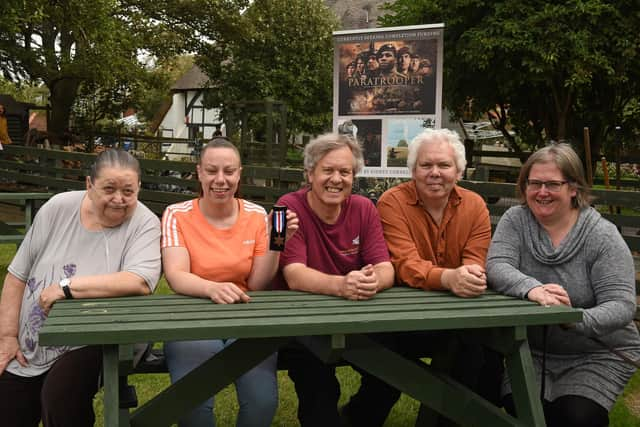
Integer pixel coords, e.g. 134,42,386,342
278,103,288,166
601,157,614,214
241,106,249,163
615,126,622,190
583,127,593,186
265,99,273,166
458,119,474,180
614,126,622,214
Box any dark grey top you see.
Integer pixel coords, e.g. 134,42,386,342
487,205,640,408
487,205,639,353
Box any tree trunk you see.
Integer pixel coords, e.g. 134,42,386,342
47,77,82,145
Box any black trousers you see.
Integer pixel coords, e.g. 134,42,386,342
282,341,344,427
0,346,102,427
341,330,504,427
503,393,609,427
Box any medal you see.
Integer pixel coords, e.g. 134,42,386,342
269,205,287,251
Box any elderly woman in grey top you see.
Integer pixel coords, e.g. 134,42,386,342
0,150,161,427
487,143,639,427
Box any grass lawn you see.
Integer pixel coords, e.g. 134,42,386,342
0,242,638,426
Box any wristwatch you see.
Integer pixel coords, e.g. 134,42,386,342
59,278,73,299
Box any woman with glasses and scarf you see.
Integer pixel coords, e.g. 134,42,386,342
487,143,639,427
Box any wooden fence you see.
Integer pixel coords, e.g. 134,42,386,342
0,145,304,214
0,145,637,253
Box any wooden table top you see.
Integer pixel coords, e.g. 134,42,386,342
40,287,582,347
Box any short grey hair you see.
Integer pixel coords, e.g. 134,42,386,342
407,128,466,175
303,133,364,178
89,149,141,182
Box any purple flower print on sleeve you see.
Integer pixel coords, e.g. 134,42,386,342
63,263,76,278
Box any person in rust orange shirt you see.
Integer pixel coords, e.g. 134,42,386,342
378,128,490,294
341,128,501,427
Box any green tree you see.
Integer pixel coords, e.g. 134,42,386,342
0,76,48,106
194,0,338,135
381,0,640,159
71,55,195,133
0,0,184,141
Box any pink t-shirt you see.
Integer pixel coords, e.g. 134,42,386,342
273,188,390,289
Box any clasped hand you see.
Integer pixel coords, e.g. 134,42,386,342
442,264,487,298
341,264,379,301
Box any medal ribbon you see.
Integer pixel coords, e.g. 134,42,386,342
275,210,285,234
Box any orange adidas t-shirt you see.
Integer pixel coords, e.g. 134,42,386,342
161,198,268,291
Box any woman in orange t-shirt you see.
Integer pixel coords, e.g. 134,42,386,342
161,137,298,427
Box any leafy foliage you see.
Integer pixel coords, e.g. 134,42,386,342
380,0,640,159
0,0,187,139
194,0,338,135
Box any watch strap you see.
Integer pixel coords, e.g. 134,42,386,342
60,279,73,299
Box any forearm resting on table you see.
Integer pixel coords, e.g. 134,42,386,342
68,271,151,298
283,263,345,296
164,269,225,299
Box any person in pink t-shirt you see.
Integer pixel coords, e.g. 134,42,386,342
275,133,394,427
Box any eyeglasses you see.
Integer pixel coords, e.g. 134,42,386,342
525,180,568,192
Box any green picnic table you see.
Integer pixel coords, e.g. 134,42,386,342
39,287,582,427
0,192,53,243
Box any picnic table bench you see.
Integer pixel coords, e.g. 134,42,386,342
0,192,52,243
39,287,582,427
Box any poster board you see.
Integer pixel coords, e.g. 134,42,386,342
333,24,444,178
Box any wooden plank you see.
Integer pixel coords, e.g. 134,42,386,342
140,158,196,172
458,180,518,198
103,345,125,427
601,213,640,228
592,188,640,205
623,235,640,252
141,175,198,190
42,290,528,313
40,306,580,346
0,221,23,236
45,294,528,317
4,145,96,161
138,190,193,204
0,192,53,201
0,170,85,190
43,299,542,326
505,329,546,426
